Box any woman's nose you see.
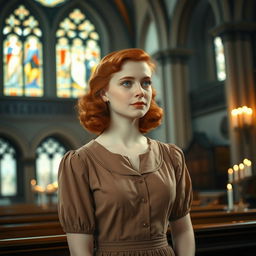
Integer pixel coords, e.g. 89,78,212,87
134,83,144,97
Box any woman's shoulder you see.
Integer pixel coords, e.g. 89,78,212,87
150,138,184,166
61,140,95,165
151,138,183,154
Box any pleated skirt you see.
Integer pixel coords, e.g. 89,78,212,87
95,237,175,256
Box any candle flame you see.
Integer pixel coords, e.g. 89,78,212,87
228,168,233,174
233,165,239,171
227,183,232,190
239,163,244,170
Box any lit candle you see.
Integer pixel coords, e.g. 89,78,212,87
227,183,234,211
239,163,245,180
243,159,249,177
228,168,234,183
231,109,238,127
233,164,239,182
237,107,243,128
242,106,253,126
247,160,252,177
243,159,252,177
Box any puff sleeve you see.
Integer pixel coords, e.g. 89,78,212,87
169,145,193,221
58,150,95,234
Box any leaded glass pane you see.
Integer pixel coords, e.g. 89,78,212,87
0,138,17,196
3,35,23,96
24,36,43,96
3,5,43,97
35,0,66,7
56,8,101,98
214,37,226,81
36,138,66,188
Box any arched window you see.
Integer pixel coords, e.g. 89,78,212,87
56,8,101,98
34,0,66,8
3,5,43,97
214,36,226,81
0,138,18,197
36,137,67,187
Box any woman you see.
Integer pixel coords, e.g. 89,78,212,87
58,48,195,256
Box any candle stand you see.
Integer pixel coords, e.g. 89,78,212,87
234,179,248,211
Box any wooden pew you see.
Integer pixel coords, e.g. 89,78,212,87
0,234,69,256
193,220,256,256
0,221,64,239
191,208,256,225
1,203,256,256
1,221,256,256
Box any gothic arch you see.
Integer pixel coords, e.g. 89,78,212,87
147,0,168,49
209,0,256,24
138,11,151,49
0,126,29,158
30,126,81,158
170,0,200,48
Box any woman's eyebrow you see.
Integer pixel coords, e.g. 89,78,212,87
119,76,135,80
119,76,151,80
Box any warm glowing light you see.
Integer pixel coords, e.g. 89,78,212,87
228,168,233,174
227,183,232,190
239,163,244,170
243,158,249,164
231,106,253,128
233,165,239,171
31,179,36,186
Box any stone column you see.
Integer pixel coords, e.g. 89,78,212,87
220,29,256,171
154,48,193,149
23,157,36,203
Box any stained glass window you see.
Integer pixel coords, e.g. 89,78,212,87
3,5,43,97
36,137,66,188
214,37,226,81
35,0,66,7
0,138,17,197
56,8,101,98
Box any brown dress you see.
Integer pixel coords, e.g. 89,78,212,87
58,138,192,256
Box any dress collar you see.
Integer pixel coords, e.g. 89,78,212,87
83,137,162,176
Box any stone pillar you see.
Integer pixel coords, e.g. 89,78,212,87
154,48,193,149
220,30,256,170
23,157,36,203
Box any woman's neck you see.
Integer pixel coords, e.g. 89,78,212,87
97,115,144,146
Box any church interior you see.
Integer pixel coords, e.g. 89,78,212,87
0,0,256,255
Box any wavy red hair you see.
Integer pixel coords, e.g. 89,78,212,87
77,48,163,134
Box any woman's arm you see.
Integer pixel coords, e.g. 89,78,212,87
170,213,195,256
66,233,94,256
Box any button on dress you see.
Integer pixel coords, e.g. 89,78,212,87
58,138,192,256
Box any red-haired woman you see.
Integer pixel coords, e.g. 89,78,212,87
58,48,195,256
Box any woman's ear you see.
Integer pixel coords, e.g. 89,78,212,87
100,90,109,102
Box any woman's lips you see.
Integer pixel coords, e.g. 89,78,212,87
131,102,146,106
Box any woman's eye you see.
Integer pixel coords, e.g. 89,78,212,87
121,80,132,87
141,80,152,87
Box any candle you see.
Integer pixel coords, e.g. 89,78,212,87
233,164,239,182
242,106,253,126
243,159,252,177
239,163,245,179
247,160,252,177
227,183,234,211
237,107,243,128
228,168,233,183
231,109,238,127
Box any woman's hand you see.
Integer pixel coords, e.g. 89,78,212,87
66,233,94,256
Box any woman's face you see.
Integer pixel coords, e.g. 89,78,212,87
102,61,153,120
